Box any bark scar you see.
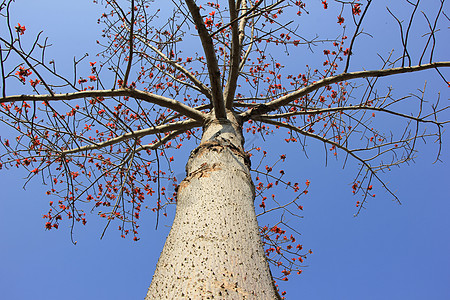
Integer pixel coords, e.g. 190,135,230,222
191,140,251,168
178,162,222,192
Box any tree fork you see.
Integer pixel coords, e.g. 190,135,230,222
146,112,280,299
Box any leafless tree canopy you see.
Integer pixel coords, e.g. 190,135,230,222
0,0,449,278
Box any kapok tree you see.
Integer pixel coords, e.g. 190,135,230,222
1,0,449,298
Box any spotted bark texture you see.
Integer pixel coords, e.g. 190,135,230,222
146,114,279,299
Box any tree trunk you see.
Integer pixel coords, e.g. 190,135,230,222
146,113,280,299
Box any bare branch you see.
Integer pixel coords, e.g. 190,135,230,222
122,0,135,87
62,119,199,157
184,0,226,119
419,0,444,65
224,0,241,109
134,35,212,99
209,0,264,38
254,116,400,203
259,102,445,126
344,0,372,72
241,62,450,120
1,89,207,122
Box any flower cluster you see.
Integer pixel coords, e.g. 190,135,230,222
15,66,32,83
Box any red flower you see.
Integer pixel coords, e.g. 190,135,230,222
204,17,213,27
352,4,361,15
337,15,345,25
88,75,97,81
30,79,40,87
45,222,52,230
15,66,32,83
321,1,328,9
15,23,26,35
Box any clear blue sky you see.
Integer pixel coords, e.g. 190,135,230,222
1,1,449,299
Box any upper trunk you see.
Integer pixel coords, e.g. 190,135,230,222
146,112,280,299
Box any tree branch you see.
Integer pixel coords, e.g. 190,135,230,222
122,0,135,87
240,62,450,120
62,119,200,155
224,0,242,109
1,88,207,122
258,102,445,125
133,35,212,99
254,116,400,203
119,12,213,100
136,128,185,152
209,0,264,38
344,0,372,72
184,0,226,119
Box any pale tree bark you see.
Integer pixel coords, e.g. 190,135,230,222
146,111,280,299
